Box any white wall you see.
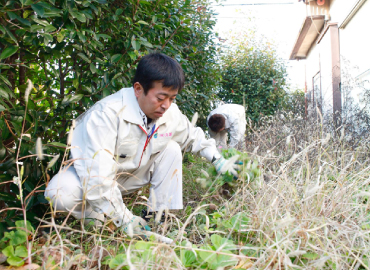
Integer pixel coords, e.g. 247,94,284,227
339,0,370,78
303,0,370,116
304,28,333,115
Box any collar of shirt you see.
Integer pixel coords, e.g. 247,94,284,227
138,108,156,133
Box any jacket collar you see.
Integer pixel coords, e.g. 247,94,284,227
120,87,171,126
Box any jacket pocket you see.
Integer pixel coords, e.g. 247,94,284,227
116,140,139,161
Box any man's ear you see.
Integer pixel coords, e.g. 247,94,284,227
134,82,143,98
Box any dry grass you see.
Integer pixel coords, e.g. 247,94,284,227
4,112,370,269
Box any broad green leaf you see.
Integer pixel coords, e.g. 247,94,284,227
62,94,84,105
109,254,127,269
10,230,27,246
43,11,62,18
111,54,122,63
31,4,45,17
180,249,196,267
70,10,86,23
116,8,123,16
2,245,15,257
7,255,24,267
112,72,122,80
198,245,237,269
57,31,65,43
32,17,49,26
77,53,91,63
73,78,79,88
141,40,153,48
131,39,141,50
15,246,28,258
225,212,250,231
210,234,235,250
30,25,44,32
6,12,30,26
77,32,87,43
23,10,33,18
213,251,238,269
21,0,33,5
90,63,97,73
82,85,92,93
43,33,53,44
4,26,18,45
0,46,19,60
127,51,136,61
44,24,57,33
7,11,18,20
15,220,34,234
136,20,149,25
198,245,216,263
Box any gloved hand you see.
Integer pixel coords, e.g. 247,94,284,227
121,216,174,244
212,155,241,178
121,215,151,239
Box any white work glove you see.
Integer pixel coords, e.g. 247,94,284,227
212,155,241,178
121,215,151,239
121,215,174,244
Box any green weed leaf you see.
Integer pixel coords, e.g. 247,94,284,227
2,245,15,257
7,255,24,266
109,253,127,268
15,245,28,258
10,230,27,246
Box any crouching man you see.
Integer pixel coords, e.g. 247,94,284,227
45,53,239,239
207,104,247,151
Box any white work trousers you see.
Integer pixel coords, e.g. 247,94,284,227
45,140,183,223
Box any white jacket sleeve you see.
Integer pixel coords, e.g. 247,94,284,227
171,107,219,161
71,110,133,227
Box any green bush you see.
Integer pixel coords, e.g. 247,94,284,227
0,0,220,231
218,36,288,124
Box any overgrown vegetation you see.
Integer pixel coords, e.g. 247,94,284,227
2,0,370,269
0,0,221,230
2,103,370,268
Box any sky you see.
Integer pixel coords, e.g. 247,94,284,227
211,0,307,90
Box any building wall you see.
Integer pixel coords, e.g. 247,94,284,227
339,0,370,110
305,26,333,115
303,0,370,115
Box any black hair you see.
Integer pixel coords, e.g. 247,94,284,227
208,114,226,132
133,52,185,95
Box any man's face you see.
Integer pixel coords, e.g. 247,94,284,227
134,81,178,120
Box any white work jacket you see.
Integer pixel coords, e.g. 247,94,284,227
70,87,218,226
207,104,246,149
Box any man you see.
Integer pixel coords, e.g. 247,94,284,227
45,53,239,239
207,104,246,151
